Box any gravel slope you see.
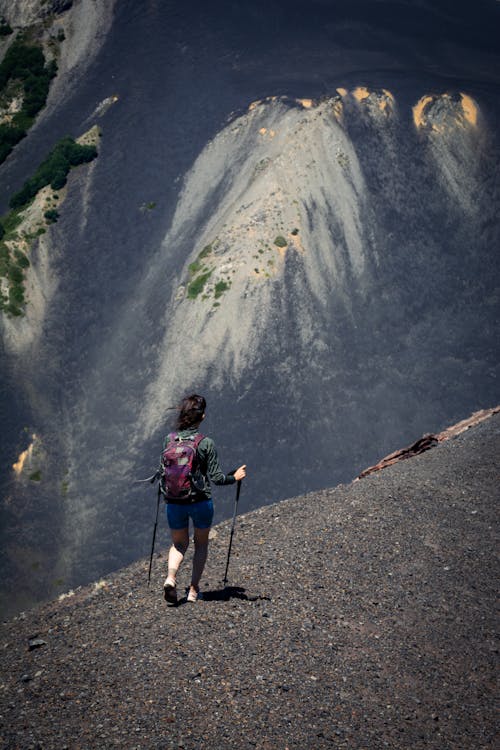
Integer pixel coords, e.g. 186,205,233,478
1,414,498,749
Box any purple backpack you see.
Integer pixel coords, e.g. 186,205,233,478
160,432,204,500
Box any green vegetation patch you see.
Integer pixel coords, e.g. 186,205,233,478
184,243,235,302
0,136,98,317
199,244,213,259
29,470,42,482
188,259,202,276
0,19,13,36
0,35,58,165
1,209,23,236
0,229,28,316
10,137,97,209
185,243,218,300
274,235,288,248
214,280,230,299
187,270,213,299
188,244,215,276
43,209,59,224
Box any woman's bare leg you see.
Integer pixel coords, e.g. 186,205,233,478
166,527,189,585
189,526,210,597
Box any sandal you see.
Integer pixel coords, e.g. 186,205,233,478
187,588,202,603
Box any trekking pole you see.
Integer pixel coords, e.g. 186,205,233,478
148,482,162,587
223,479,242,586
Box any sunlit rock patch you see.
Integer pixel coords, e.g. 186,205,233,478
335,86,396,119
12,433,41,480
88,94,119,120
412,93,483,213
412,92,478,132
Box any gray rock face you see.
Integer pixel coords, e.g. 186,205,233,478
0,0,72,27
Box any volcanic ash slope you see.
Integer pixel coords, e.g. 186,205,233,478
140,90,487,438
1,413,498,749
140,95,372,436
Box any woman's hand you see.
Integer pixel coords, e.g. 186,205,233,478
233,465,246,482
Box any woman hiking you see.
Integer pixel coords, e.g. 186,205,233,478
162,394,246,604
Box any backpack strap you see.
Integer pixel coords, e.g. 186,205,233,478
190,433,204,469
162,432,176,449
190,434,205,494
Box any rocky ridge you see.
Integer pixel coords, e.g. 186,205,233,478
1,412,498,749
139,88,483,438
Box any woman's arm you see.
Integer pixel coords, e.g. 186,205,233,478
198,437,246,485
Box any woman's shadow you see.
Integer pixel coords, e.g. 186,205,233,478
185,586,270,603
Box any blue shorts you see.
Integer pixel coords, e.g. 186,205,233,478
166,499,214,530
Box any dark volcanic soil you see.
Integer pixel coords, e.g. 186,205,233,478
1,415,498,750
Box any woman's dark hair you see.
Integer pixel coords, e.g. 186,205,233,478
176,394,206,430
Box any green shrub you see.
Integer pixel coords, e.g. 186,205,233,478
0,19,13,36
8,265,23,283
9,283,25,304
44,209,59,223
0,38,57,165
0,222,4,240
274,235,287,248
0,42,45,85
2,209,23,235
188,260,202,276
29,470,42,482
0,123,27,163
214,280,230,298
187,270,212,299
14,249,30,268
10,137,97,209
291,228,299,235
5,303,22,316
50,171,67,190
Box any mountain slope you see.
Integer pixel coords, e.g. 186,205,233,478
1,413,498,750
1,0,499,667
